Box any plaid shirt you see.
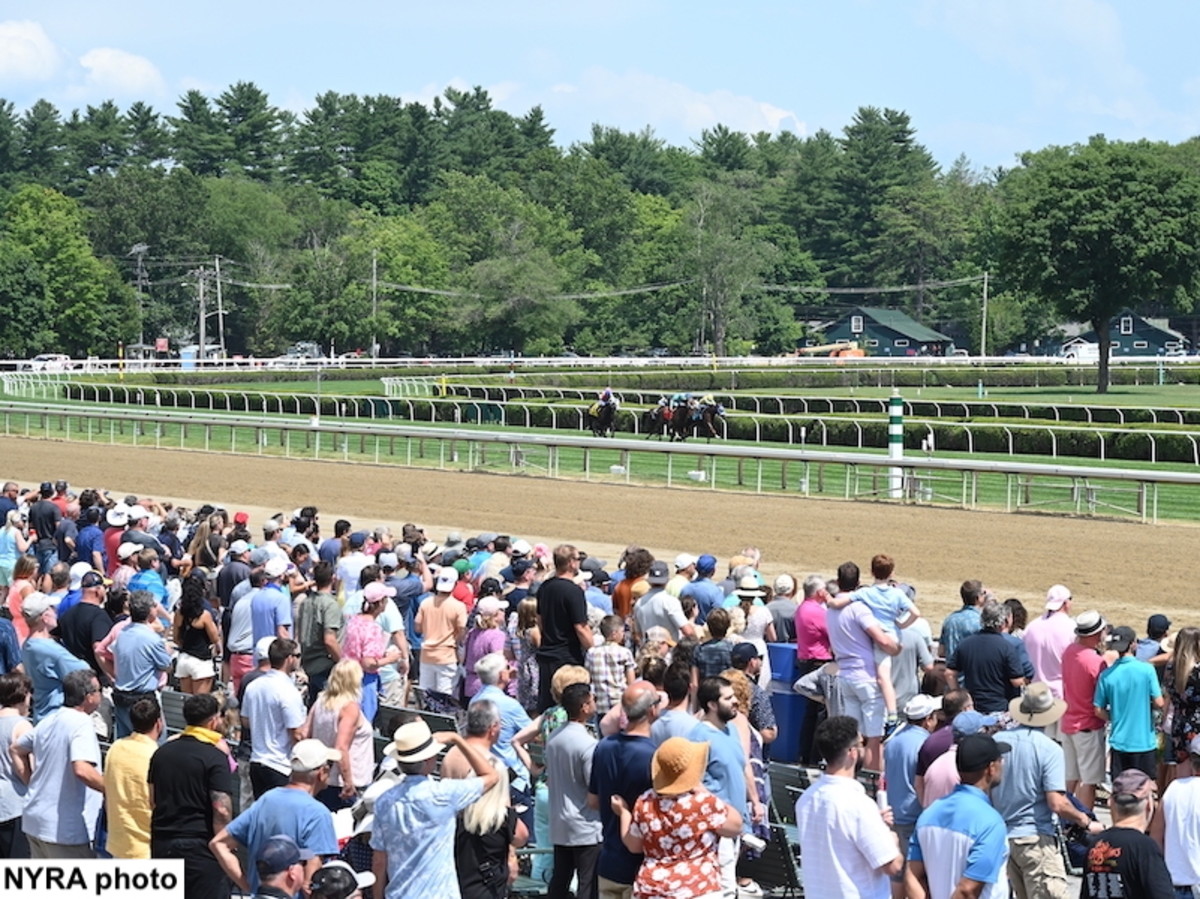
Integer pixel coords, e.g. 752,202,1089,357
586,642,635,713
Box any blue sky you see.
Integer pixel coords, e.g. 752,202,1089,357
3,0,1199,172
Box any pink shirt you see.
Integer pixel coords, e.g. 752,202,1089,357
921,746,960,807
1022,610,1077,698
795,598,832,661
341,613,388,663
1061,641,1108,734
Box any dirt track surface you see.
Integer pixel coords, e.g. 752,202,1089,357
2,435,1191,630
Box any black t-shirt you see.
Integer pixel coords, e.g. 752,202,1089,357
946,630,1024,714
55,602,114,682
1079,826,1174,899
454,807,517,899
536,577,588,664
148,733,235,842
28,498,61,547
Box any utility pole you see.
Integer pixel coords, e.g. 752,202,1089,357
980,270,989,358
371,248,379,359
130,243,150,347
198,267,207,362
215,256,226,358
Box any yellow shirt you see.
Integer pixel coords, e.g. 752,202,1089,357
102,732,158,858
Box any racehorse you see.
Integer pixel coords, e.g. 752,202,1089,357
585,402,617,438
672,403,725,442
642,404,672,439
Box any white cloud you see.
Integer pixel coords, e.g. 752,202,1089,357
78,47,166,98
556,68,806,139
0,20,60,81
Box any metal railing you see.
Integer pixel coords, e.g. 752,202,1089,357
1,401,1196,523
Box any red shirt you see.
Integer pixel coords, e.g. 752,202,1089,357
1061,641,1108,734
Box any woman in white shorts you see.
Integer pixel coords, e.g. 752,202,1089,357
173,572,221,693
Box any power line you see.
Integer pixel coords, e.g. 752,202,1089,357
759,274,987,295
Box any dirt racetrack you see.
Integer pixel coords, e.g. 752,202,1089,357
2,435,1192,631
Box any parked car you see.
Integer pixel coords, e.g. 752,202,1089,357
25,353,72,371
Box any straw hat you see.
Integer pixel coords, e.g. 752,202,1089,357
652,737,709,796
385,720,444,764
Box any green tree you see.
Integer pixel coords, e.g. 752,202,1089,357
169,90,234,176
216,82,285,181
124,101,170,167
998,136,1200,391
0,100,19,189
18,100,66,188
697,124,752,173
2,184,137,355
0,240,54,357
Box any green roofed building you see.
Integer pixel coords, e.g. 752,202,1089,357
817,306,955,356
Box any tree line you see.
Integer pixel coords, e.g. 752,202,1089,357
2,82,1199,389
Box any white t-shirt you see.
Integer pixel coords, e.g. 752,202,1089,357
242,669,306,774
1163,775,1200,886
17,707,103,845
795,773,898,898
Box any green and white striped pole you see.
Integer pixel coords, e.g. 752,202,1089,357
889,390,903,499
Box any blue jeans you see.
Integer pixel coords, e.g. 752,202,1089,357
35,544,58,577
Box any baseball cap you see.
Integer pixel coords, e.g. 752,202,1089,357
80,570,111,589
229,539,250,556
646,560,670,586
696,553,717,575
952,710,999,738
955,733,1010,773
673,553,697,571
256,835,314,877
477,532,498,546
262,518,281,535
263,556,289,578
511,558,533,578
347,531,366,548
233,511,250,525
580,555,607,573
117,542,140,560
291,739,341,772
773,574,796,596
377,552,399,570
1148,614,1171,636
68,560,93,591
435,568,458,592
254,636,276,663
1111,767,1155,802
511,539,532,557
249,547,273,567
1108,626,1137,653
444,531,464,548
362,582,396,605
21,592,57,619
39,481,53,496
128,504,150,522
476,596,505,618
731,643,761,666
1045,584,1071,611
903,694,943,720
309,860,376,899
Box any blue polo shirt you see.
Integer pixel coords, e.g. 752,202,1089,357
249,583,293,645
21,636,90,721
909,783,1009,898
1094,655,1161,752
681,578,724,625
113,622,172,692
470,684,532,780
884,723,929,827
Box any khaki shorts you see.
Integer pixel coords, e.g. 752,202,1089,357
1007,834,1068,899
1063,729,1107,785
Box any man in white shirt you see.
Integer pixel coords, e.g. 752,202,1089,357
795,714,902,898
241,638,305,799
1153,734,1200,894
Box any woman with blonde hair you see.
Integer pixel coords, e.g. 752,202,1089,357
5,555,37,644
455,756,530,899
0,510,31,590
1165,626,1200,779
512,598,541,712
305,658,374,811
721,668,770,881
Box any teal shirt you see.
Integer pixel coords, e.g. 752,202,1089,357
1094,655,1161,752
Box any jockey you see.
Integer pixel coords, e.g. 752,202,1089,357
699,393,715,408
598,387,618,408
669,392,692,410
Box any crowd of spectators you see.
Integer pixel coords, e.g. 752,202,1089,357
1,476,1198,899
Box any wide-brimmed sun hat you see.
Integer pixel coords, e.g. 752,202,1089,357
652,737,709,796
